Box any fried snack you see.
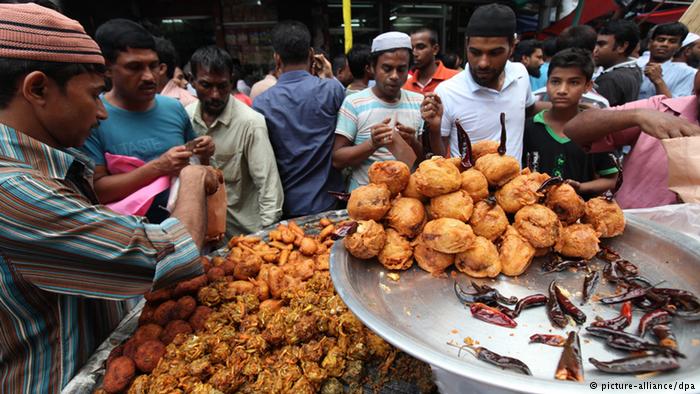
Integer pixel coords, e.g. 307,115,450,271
455,236,500,278
134,340,166,373
343,220,386,259
469,200,508,241
430,190,474,223
499,225,536,276
495,171,549,214
414,157,462,197
386,197,426,238
545,183,585,225
176,296,197,320
206,266,225,282
472,140,499,162
554,224,601,260
143,288,172,304
133,323,163,345
229,247,263,280
137,303,155,326
474,153,520,187
368,160,410,196
160,320,193,345
173,274,208,298
582,197,625,238
103,356,135,394
460,168,489,202
152,300,178,326
106,344,124,370
514,204,561,249
402,172,427,201
122,338,139,360
422,218,475,254
412,235,455,275
378,229,413,270
347,183,392,221
188,306,212,331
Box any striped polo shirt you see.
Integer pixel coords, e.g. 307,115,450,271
0,125,202,393
335,87,423,191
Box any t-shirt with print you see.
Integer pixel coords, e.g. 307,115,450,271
82,94,196,222
523,110,618,199
335,87,424,191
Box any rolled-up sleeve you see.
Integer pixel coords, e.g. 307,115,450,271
0,174,202,300
586,96,665,153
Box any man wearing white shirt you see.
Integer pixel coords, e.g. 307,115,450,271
436,4,541,161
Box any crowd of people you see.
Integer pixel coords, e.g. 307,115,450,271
0,2,699,392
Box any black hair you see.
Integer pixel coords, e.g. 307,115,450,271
0,59,104,109
513,39,542,61
548,48,594,81
32,0,61,12
332,54,346,75
95,19,156,64
411,28,439,46
154,37,178,79
652,22,688,42
189,46,233,80
599,19,640,57
347,44,370,79
441,52,461,69
556,25,597,52
369,48,412,68
542,37,557,58
271,20,311,65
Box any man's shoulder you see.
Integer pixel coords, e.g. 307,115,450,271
155,94,183,110
505,61,530,79
184,100,199,118
434,70,465,95
401,89,424,104
231,98,266,126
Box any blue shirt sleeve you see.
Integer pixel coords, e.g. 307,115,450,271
178,104,197,142
81,129,106,166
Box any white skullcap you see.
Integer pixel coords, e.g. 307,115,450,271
371,31,411,53
682,32,700,48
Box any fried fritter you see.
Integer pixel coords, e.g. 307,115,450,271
495,171,549,214
385,197,426,238
412,235,455,275
455,236,501,278
347,183,392,221
460,168,489,202
499,225,536,277
474,153,520,187
429,189,474,222
544,183,585,225
554,223,600,260
582,197,625,238
514,204,561,248
368,160,410,196
414,156,462,197
422,218,475,254
378,229,413,270
343,220,386,259
402,172,427,201
472,140,500,162
469,200,508,241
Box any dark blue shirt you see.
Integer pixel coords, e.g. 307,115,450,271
253,70,345,218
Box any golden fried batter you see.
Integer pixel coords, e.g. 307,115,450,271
455,236,501,278
414,157,462,197
402,172,427,201
514,204,561,248
554,224,601,260
474,153,521,187
422,218,475,254
460,168,489,202
499,225,536,276
495,171,549,214
545,183,585,225
472,140,500,162
343,220,386,259
583,197,625,238
368,160,410,196
385,197,426,238
347,183,392,221
412,235,455,275
429,190,474,222
378,229,414,270
469,200,508,241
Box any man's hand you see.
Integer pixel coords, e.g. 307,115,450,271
395,122,417,144
421,93,443,132
153,146,193,176
191,135,215,158
564,179,581,192
370,117,393,148
179,165,220,195
313,54,334,79
644,63,663,84
635,109,700,139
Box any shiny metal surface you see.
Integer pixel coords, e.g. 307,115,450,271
330,214,700,393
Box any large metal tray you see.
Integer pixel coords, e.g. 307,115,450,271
330,214,700,393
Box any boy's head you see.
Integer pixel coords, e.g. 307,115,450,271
0,3,107,148
332,54,352,86
595,20,640,69
649,22,688,63
556,25,597,53
154,36,179,91
347,44,371,82
546,48,594,110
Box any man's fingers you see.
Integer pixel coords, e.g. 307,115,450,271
681,124,700,137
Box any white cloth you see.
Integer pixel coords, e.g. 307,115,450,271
372,31,411,53
682,32,700,48
532,86,610,108
436,61,535,162
636,58,697,99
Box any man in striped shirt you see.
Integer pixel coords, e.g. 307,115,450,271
0,4,216,392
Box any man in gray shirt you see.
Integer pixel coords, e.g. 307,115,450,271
593,20,642,107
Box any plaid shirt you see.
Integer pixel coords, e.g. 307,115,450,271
0,125,202,393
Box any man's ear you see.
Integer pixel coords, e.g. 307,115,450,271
584,79,593,93
273,53,282,70
21,71,51,106
616,42,630,57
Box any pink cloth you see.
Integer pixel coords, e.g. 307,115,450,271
104,152,170,216
161,79,198,107
233,92,252,107
588,95,697,209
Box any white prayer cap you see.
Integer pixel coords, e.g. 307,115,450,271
371,31,411,53
682,32,700,48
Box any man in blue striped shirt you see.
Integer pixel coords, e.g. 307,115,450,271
0,4,216,393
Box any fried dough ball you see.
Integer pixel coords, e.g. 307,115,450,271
430,190,474,222
460,168,489,202
554,224,601,260
412,235,455,275
206,266,225,282
499,225,536,276
514,204,561,248
343,220,386,259
422,218,475,254
144,288,172,304
347,183,392,221
403,172,427,201
137,303,155,326
455,236,501,278
472,140,500,162
583,197,625,238
134,340,165,373
385,197,426,238
188,306,213,332
231,249,263,280
495,171,549,214
469,200,508,241
133,323,163,345
368,160,410,196
160,320,193,344
474,153,521,187
414,157,462,197
545,183,585,225
152,300,178,326
173,274,208,298
103,356,135,394
378,229,413,270
176,295,197,320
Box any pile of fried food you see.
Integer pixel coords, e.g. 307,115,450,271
98,219,436,394
343,148,625,278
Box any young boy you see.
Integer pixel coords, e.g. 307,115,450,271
523,48,618,198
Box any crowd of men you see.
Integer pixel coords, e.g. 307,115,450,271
1,2,700,392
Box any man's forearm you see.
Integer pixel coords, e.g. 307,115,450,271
579,176,617,196
653,79,672,98
427,125,444,157
332,140,376,169
93,162,165,203
171,168,208,249
564,108,641,147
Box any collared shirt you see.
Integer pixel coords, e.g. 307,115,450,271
250,74,277,102
636,58,697,99
594,58,643,107
160,79,198,108
403,60,460,94
0,125,201,393
253,70,345,218
587,95,697,208
436,61,535,161
187,98,283,237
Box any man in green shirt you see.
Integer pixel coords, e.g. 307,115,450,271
186,46,283,237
